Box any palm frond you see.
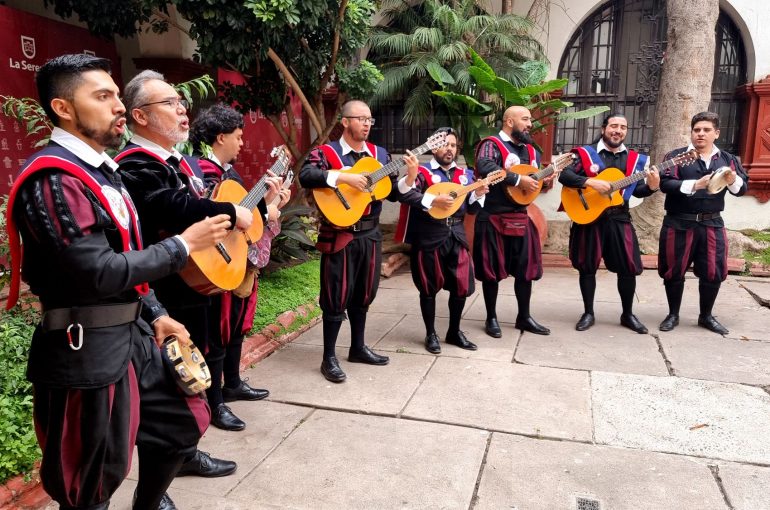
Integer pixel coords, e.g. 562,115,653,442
413,27,443,51
436,40,468,63
372,65,414,101
402,81,435,126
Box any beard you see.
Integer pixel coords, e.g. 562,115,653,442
147,112,189,144
435,151,455,166
603,135,623,149
512,128,534,145
76,114,124,150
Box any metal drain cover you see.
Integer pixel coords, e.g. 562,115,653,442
575,496,601,510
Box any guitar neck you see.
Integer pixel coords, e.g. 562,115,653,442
533,165,555,181
450,179,486,199
240,158,289,209
368,141,435,184
608,156,678,192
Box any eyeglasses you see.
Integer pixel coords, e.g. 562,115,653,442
138,97,189,110
343,116,376,125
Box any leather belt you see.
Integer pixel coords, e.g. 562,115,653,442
42,301,142,332
668,212,721,222
444,217,464,226
348,217,378,232
603,206,626,216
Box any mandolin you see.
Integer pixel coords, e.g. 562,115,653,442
180,146,291,294
561,149,697,225
505,152,575,205
426,169,506,219
313,131,447,227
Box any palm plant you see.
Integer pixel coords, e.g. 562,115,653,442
369,0,545,126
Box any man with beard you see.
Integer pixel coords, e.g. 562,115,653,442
474,105,551,338
299,100,416,382
188,104,283,430
657,111,748,334
5,54,232,510
559,113,659,333
116,71,251,485
395,127,488,353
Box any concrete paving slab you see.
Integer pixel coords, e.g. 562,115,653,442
366,287,421,315
241,343,434,415
593,372,770,464
290,311,405,348
474,433,726,510
403,357,592,440
374,314,518,362
377,269,416,290
660,333,770,385
717,462,770,510
515,322,669,376
229,410,488,509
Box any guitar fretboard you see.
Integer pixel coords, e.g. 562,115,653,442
533,154,573,181
367,141,435,185
240,156,290,209
608,157,679,192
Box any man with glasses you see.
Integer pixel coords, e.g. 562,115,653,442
299,99,417,382
116,70,251,494
396,127,488,353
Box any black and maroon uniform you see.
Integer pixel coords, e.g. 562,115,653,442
6,142,208,509
299,140,397,360
657,146,748,321
473,134,544,328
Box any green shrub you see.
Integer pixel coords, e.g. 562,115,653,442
252,258,320,333
0,310,39,482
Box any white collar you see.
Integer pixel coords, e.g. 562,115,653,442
498,130,514,143
50,127,119,171
429,158,457,172
131,134,183,162
597,139,627,154
339,136,373,157
687,143,720,160
208,153,232,171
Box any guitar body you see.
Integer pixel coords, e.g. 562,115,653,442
425,181,465,219
505,164,543,205
560,167,626,224
180,179,265,295
313,157,392,227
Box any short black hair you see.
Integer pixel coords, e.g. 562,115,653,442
601,112,627,127
691,111,720,130
35,54,112,127
190,104,244,152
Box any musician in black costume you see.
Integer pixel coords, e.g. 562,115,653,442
657,111,748,335
6,54,231,510
299,100,416,383
559,113,660,333
396,127,488,353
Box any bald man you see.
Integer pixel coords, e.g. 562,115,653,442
473,106,551,337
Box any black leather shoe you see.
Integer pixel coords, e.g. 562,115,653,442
158,492,177,510
446,331,478,351
515,316,550,335
348,345,390,365
425,333,441,354
698,314,729,335
222,379,269,402
575,313,595,331
132,490,177,510
321,356,347,382
484,318,502,338
620,313,648,334
211,403,246,431
659,314,679,332
177,450,237,478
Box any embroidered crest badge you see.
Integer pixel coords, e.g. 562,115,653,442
431,173,441,184
504,153,520,169
102,185,130,229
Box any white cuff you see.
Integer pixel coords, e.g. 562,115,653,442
475,195,486,208
468,192,480,205
727,175,744,194
174,234,190,256
680,179,696,195
326,170,341,187
398,176,416,194
421,193,436,209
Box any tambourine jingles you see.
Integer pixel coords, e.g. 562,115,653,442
161,333,211,396
707,166,732,194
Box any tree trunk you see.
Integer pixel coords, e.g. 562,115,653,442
630,0,719,254
501,0,512,15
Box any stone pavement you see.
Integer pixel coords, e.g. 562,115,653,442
52,268,770,509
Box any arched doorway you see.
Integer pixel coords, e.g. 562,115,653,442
554,0,747,155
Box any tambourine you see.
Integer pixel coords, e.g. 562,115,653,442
162,334,211,396
707,166,732,194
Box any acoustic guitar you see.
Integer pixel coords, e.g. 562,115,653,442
561,149,697,225
426,169,506,219
313,131,448,227
505,152,575,205
181,146,292,295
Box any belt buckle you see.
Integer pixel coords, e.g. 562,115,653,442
695,213,704,222
445,217,453,227
351,221,361,232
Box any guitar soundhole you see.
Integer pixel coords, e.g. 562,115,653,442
450,191,457,199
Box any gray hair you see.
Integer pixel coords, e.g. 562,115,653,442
123,69,165,126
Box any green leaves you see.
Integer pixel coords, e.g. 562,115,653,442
173,74,216,112
557,105,611,121
337,60,383,101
